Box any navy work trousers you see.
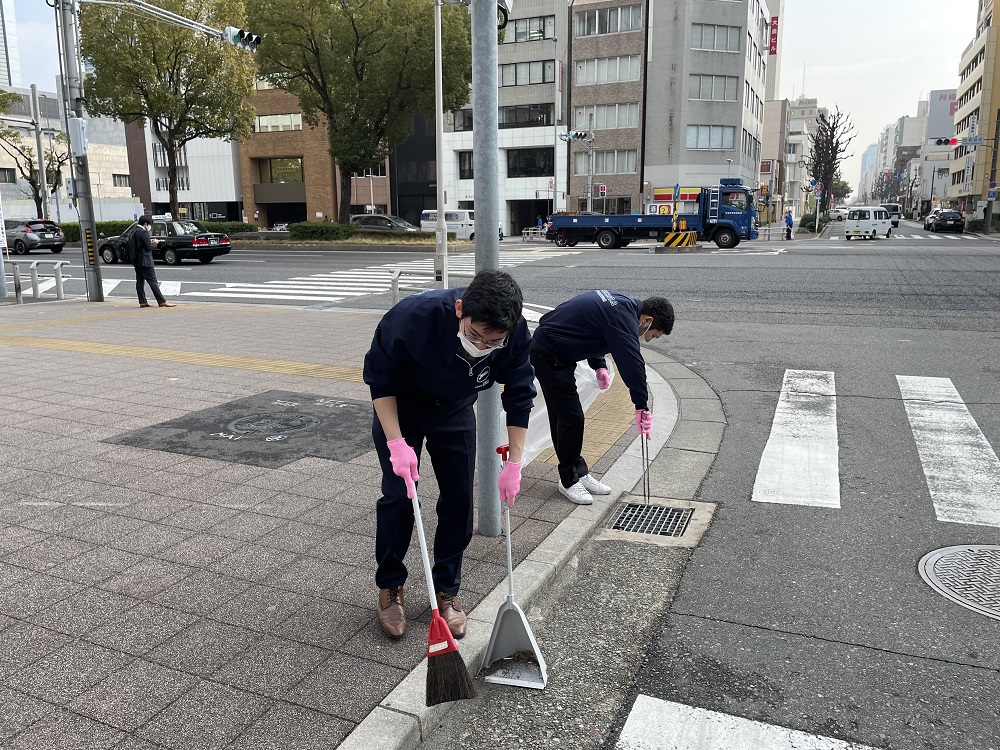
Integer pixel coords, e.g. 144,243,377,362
529,340,589,489
134,264,166,305
372,398,476,596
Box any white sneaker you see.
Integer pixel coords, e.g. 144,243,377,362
579,474,611,495
558,481,593,505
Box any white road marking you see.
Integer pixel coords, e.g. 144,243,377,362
158,281,182,296
616,695,879,750
897,376,1000,527
752,369,840,508
102,279,123,295
182,291,347,302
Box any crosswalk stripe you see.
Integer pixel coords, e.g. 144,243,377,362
181,291,347,302
616,695,879,750
159,281,182,296
220,285,372,296
897,376,1000,527
942,235,960,240
926,234,943,240
102,279,123,296
752,369,840,508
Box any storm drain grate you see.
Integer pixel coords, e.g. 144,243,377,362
918,545,1000,621
611,503,693,537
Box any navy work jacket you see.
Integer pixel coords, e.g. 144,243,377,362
363,288,536,428
532,290,649,410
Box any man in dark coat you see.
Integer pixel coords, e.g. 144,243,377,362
363,270,535,640
132,215,175,308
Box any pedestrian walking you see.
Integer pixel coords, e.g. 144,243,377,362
536,215,544,228
132,216,175,308
363,270,536,641
530,291,674,505
784,209,794,241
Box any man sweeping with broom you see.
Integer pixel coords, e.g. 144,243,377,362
363,270,534,703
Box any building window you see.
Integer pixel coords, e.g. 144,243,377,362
151,143,187,168
254,114,303,132
154,177,189,191
689,75,738,101
260,157,304,183
685,125,736,150
691,23,741,52
499,60,556,86
507,147,553,178
0,167,16,184
574,103,639,130
499,104,553,128
506,15,555,42
578,196,632,214
576,5,642,36
574,149,637,175
112,174,131,188
351,164,386,178
575,56,641,85
454,109,473,131
458,151,474,180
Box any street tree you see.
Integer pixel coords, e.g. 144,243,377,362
250,0,473,223
0,92,71,218
831,178,852,204
808,107,856,212
80,0,256,219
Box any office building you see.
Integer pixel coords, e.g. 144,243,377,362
0,0,20,88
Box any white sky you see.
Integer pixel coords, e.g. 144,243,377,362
777,0,978,193
14,0,982,195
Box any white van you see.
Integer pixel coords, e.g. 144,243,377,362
845,207,891,240
419,210,504,241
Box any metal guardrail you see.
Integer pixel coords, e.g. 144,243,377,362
5,259,73,304
390,268,476,305
521,227,548,241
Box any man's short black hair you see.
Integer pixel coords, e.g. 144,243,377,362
461,270,523,332
138,215,152,226
641,296,674,335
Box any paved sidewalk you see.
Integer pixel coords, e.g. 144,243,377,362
0,298,667,750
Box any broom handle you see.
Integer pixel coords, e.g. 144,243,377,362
504,504,514,600
410,490,439,611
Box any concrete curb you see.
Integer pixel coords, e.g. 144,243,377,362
338,352,727,750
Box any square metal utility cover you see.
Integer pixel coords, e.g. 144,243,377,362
106,390,373,468
611,503,693,537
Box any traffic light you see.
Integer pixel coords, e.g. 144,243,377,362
223,26,260,52
598,184,607,197
567,130,588,141
934,137,958,146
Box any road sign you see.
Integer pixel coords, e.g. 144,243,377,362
961,136,985,146
810,179,817,186
760,185,768,195
817,181,824,191
990,190,997,200
991,181,997,189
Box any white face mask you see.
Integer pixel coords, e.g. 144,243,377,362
638,320,652,342
457,329,492,358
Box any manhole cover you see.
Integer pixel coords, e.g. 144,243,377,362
227,413,320,435
918,545,1000,621
611,503,693,537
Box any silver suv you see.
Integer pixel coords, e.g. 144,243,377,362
4,219,66,254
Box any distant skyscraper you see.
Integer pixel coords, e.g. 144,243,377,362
0,0,21,87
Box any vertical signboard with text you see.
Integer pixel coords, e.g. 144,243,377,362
769,17,779,55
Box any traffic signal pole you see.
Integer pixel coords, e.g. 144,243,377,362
57,0,103,301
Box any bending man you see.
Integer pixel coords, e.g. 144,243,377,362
530,291,674,505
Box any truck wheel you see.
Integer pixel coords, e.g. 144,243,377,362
714,228,738,249
556,236,569,247
596,230,618,249
567,241,578,247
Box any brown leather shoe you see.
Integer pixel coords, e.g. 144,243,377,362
139,303,151,308
436,592,467,639
377,586,406,639
159,301,177,308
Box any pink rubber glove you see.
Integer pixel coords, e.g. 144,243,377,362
498,461,523,507
386,438,419,499
596,368,611,390
635,409,653,439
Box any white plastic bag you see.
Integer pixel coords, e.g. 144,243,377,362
498,360,616,466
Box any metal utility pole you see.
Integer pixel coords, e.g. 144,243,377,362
984,108,1000,235
433,0,449,289
31,85,50,221
586,113,594,212
472,0,502,537
57,0,104,301
551,35,559,216
0,191,7,299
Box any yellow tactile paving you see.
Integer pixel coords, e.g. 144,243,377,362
0,335,366,383
536,375,635,466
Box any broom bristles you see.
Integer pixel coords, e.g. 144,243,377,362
427,650,477,705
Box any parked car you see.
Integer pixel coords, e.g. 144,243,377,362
99,218,231,265
844,206,892,240
922,208,944,230
831,206,849,221
880,203,901,228
4,219,66,254
419,209,504,241
270,223,289,232
350,214,420,232
927,210,965,233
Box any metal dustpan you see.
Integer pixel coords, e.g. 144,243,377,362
480,503,548,689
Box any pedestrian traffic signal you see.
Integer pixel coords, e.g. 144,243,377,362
598,184,607,197
934,137,958,146
223,26,260,52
